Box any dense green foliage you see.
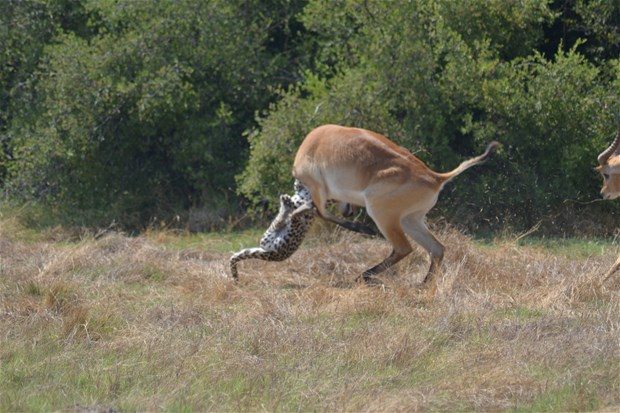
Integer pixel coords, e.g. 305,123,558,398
1,0,618,231
2,0,308,227
240,0,620,231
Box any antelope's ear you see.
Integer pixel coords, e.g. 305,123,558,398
595,165,603,172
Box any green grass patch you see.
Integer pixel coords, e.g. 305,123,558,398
150,229,265,253
24,281,43,297
494,306,544,321
514,382,600,412
475,236,617,258
140,264,168,282
517,237,617,258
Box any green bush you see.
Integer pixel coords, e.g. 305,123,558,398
239,0,620,231
2,0,618,232
5,0,308,228
0,0,93,187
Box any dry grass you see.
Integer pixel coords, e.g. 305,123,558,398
0,217,619,411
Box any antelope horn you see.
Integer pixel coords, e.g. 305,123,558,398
598,126,620,165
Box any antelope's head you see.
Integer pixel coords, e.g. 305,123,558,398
596,127,620,200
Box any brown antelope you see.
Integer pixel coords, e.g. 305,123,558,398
292,124,498,285
596,126,620,280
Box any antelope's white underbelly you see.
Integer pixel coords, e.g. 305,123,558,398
324,174,366,206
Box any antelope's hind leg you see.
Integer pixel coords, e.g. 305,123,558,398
401,214,445,287
603,254,620,282
360,204,413,282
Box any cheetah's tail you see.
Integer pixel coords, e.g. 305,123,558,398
229,247,271,279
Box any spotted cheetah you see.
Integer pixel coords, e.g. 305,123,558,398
230,181,315,279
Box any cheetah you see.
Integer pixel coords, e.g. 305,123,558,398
229,181,315,279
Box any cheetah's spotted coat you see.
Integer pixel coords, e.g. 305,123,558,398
230,181,315,279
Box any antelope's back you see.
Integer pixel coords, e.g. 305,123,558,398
293,125,436,192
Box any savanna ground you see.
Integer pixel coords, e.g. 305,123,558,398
1,210,619,412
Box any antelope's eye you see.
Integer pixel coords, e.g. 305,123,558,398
603,173,610,180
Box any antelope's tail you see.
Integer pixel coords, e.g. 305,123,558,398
437,141,500,185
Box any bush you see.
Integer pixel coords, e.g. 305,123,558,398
239,0,620,231
5,0,308,228
2,0,618,232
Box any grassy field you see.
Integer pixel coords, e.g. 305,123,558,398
1,212,619,412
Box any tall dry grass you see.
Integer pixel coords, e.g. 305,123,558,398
0,218,618,411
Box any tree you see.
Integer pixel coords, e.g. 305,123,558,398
6,0,309,228
239,0,619,232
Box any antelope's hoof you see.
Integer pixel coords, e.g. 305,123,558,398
357,274,383,286
356,274,369,283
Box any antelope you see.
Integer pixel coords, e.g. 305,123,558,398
292,124,498,285
596,126,620,280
